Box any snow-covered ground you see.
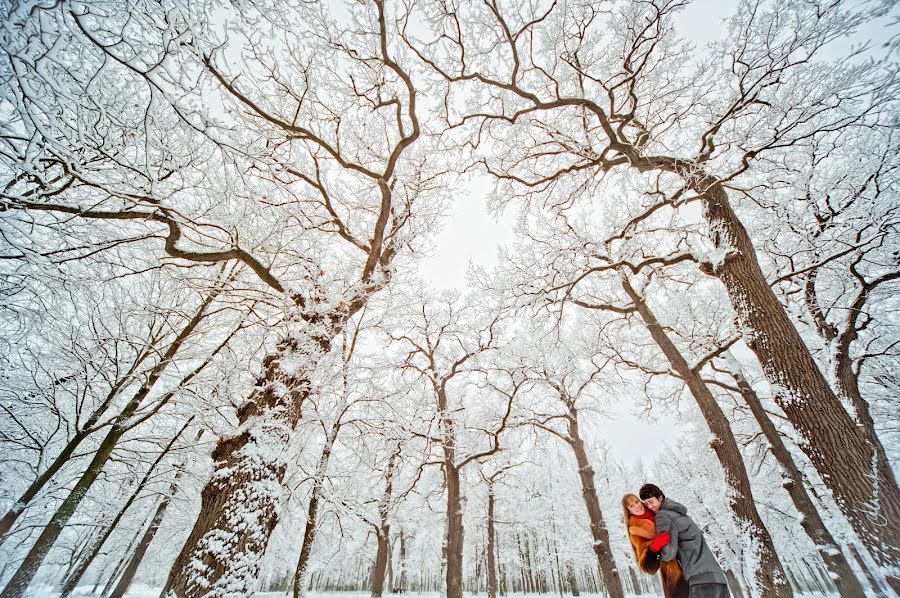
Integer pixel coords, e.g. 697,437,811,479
44,587,842,598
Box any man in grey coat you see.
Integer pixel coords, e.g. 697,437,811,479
639,483,729,598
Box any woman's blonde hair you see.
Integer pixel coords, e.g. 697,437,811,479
622,493,641,562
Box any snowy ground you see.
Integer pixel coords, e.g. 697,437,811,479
38,587,843,598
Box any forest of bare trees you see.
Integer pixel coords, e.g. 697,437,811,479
0,1,897,597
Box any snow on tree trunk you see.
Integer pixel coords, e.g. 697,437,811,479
690,178,900,585
623,278,791,597
371,450,397,598
0,288,219,598
161,328,332,597
293,419,341,598
725,354,867,597
566,413,625,598
59,423,195,598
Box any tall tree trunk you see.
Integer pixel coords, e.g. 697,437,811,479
1,286,220,598
371,532,391,598
849,544,888,597
623,278,791,597
566,562,579,597
689,178,900,582
394,530,406,593
518,531,534,593
386,540,394,594
628,566,641,596
98,522,145,598
444,464,464,598
2,423,140,597
162,313,336,597
57,526,99,592
293,419,341,598
371,450,397,598
724,569,745,598
486,482,498,598
565,411,625,598
724,354,866,597
59,421,195,598
109,477,179,598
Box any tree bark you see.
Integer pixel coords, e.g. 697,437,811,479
486,482,498,598
444,463,465,598
688,178,900,582
371,531,391,598
293,419,341,598
99,522,145,598
371,450,397,598
849,543,888,597
724,355,867,597
566,562,579,597
109,479,179,598
394,530,406,593
161,323,331,597
623,278,791,597
724,569,745,598
566,412,625,598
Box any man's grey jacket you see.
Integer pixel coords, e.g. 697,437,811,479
655,498,728,586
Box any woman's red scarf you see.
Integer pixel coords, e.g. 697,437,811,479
632,510,655,521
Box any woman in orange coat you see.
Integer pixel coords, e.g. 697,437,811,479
623,493,689,598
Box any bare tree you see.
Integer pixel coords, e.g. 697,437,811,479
620,277,790,597
390,295,516,598
714,354,867,596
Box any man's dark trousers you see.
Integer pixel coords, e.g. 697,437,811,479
689,583,729,598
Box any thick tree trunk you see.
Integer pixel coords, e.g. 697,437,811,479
59,421,194,598
691,179,900,581
293,419,341,598
486,483,498,598
109,480,178,598
725,355,866,597
623,278,791,597
566,413,625,598
162,325,330,597
371,531,391,598
444,464,465,598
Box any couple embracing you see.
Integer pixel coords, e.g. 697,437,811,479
623,484,729,598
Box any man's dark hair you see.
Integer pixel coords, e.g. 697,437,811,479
639,483,664,501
